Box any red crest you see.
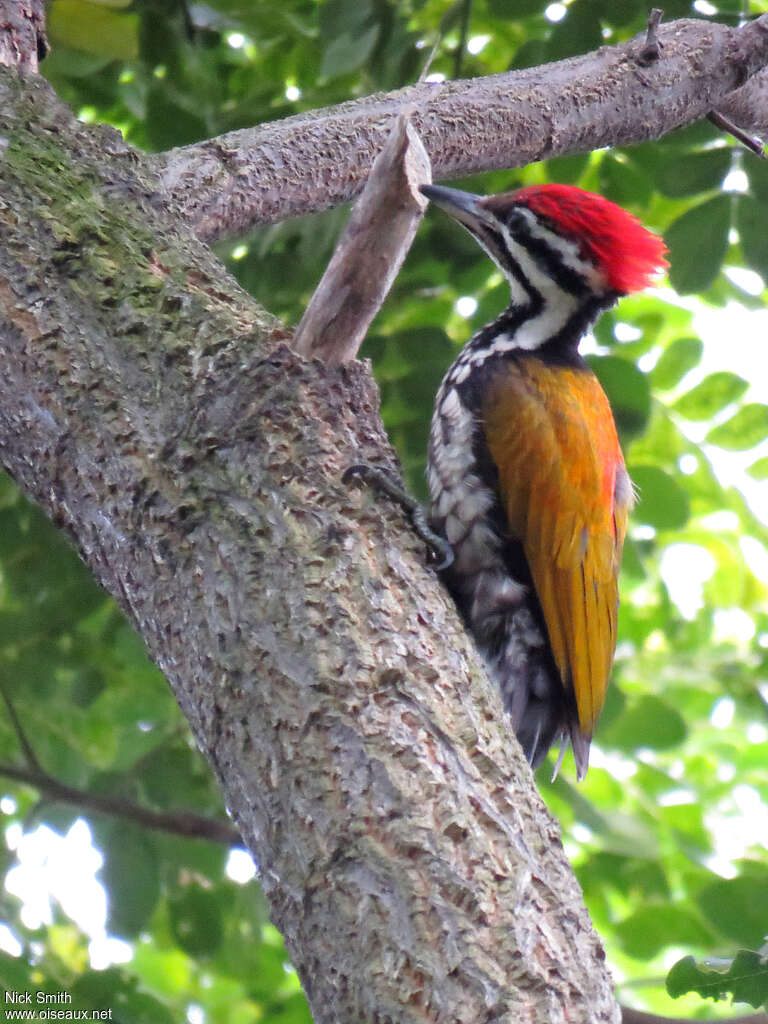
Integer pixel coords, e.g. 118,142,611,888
511,184,668,294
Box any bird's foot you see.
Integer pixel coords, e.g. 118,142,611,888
342,463,454,570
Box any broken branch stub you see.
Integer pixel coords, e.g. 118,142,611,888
292,112,431,366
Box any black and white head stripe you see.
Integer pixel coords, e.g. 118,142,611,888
496,205,603,297
421,184,616,355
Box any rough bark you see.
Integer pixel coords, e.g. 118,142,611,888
0,71,620,1023
157,15,768,241
0,0,47,73
718,66,768,138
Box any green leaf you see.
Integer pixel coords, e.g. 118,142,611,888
667,950,768,1008
653,0,693,15
545,153,590,184
70,666,107,707
628,465,690,530
48,0,139,59
72,969,175,1024
585,851,670,900
665,195,731,294
510,38,549,69
0,953,35,993
655,149,732,198
546,0,603,60
616,903,713,959
673,372,749,421
138,745,211,811
0,471,19,509
71,968,134,1005
706,403,768,450
599,813,660,860
725,951,768,1008
587,355,650,438
660,119,720,149
599,155,652,207
601,694,687,752
248,927,302,1001
658,801,710,856
488,0,547,15
736,195,768,279
321,24,379,78
697,873,768,948
146,85,208,150
651,337,703,390
0,503,105,632
112,992,176,1024
319,0,374,40
592,0,642,26
747,456,768,479
746,152,768,203
169,885,224,957
101,826,160,938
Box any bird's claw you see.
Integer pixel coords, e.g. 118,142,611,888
342,462,454,570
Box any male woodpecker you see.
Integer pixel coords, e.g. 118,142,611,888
421,183,667,779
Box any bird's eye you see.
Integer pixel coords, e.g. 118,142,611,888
505,208,528,232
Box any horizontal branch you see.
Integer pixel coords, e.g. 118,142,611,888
157,15,768,241
0,761,242,845
0,681,240,845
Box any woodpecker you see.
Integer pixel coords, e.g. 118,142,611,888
421,183,667,779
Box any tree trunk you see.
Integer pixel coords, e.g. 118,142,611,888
0,71,620,1022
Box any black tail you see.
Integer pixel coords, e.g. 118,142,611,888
440,553,590,779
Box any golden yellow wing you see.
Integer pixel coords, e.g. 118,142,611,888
483,356,632,737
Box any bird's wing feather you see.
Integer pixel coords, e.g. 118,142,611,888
483,357,631,737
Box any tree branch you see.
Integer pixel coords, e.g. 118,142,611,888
637,8,664,66
157,15,768,241
0,761,241,845
0,679,45,773
715,65,768,144
292,111,430,364
0,679,240,844
707,109,766,157
0,0,47,73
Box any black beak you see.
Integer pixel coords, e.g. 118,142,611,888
420,184,492,232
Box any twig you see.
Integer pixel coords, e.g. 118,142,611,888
418,34,442,83
0,686,240,845
0,760,242,845
292,111,431,365
637,8,664,65
453,0,473,79
708,109,766,158
0,681,44,773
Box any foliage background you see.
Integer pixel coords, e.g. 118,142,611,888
1,0,768,1020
